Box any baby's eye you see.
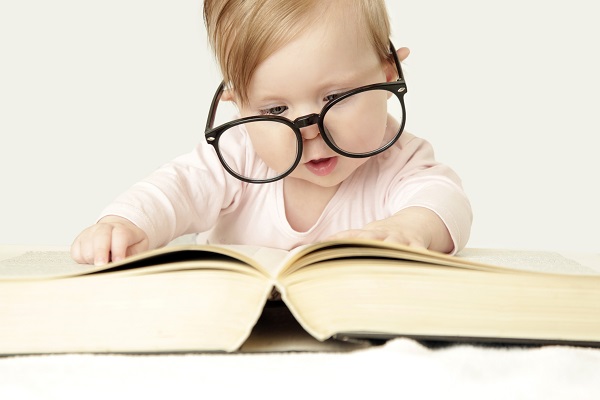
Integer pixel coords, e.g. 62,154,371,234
259,105,288,116
323,93,343,103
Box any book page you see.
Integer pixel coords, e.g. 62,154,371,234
457,248,600,275
279,239,600,278
221,245,290,277
0,246,97,279
0,244,290,281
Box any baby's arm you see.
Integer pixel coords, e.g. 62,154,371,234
328,207,453,253
71,216,149,265
329,132,471,254
71,139,242,264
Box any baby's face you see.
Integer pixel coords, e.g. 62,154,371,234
239,17,392,188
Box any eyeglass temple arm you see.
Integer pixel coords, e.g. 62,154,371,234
388,40,405,83
205,81,226,132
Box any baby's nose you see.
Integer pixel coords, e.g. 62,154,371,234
300,124,321,140
293,113,321,140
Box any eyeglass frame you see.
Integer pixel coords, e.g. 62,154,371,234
204,40,408,184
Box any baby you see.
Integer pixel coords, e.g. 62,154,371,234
72,0,472,265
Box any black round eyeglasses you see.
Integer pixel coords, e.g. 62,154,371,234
204,41,407,184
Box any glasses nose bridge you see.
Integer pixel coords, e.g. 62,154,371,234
293,113,320,129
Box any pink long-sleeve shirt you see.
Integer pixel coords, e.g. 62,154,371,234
100,131,472,253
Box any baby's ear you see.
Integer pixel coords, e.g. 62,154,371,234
385,46,410,82
397,46,410,63
221,89,236,102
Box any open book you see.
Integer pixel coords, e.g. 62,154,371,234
1,239,599,354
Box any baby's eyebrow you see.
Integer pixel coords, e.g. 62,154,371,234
246,88,286,104
246,65,381,105
318,67,383,89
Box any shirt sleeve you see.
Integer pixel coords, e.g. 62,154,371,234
98,141,243,250
383,133,473,254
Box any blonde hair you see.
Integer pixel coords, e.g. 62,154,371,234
204,0,392,103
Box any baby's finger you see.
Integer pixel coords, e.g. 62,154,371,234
126,240,149,258
110,225,138,263
382,234,426,248
92,225,114,266
70,239,83,263
73,230,103,265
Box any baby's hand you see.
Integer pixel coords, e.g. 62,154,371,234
71,216,149,265
326,207,454,254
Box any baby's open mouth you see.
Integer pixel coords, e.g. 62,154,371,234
304,157,338,176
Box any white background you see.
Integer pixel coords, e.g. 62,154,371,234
1,0,598,252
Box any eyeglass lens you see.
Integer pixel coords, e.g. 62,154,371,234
218,119,299,181
323,88,402,155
